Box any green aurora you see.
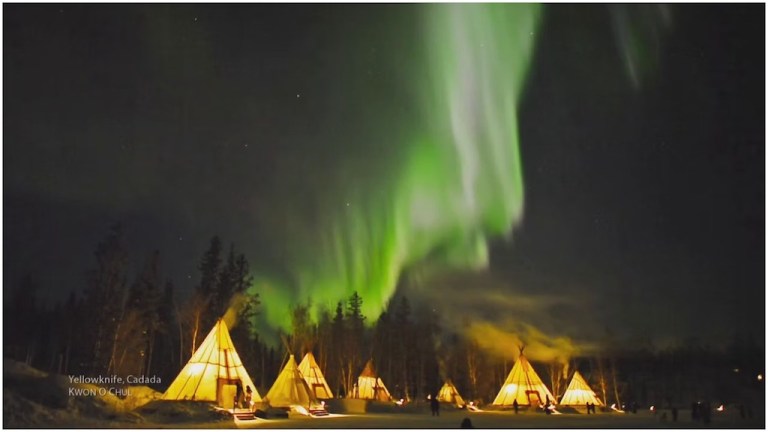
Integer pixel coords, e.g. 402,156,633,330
256,4,542,331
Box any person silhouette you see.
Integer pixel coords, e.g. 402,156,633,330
234,381,243,409
430,396,440,416
244,385,253,410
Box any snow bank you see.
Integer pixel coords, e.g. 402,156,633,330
134,400,232,425
3,359,149,427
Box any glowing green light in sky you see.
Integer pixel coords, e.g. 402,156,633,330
259,4,541,331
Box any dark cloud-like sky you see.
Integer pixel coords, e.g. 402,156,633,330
4,4,764,348
486,4,764,347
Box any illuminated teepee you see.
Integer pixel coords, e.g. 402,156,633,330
298,352,334,399
559,371,603,406
352,359,391,401
162,319,261,408
492,349,555,406
265,354,319,409
437,380,466,407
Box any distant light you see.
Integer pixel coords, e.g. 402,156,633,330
758,374,763,381
650,405,655,411
734,368,740,373
427,394,431,400
716,405,724,412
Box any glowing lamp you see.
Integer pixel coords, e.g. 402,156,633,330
758,374,763,381
716,405,724,412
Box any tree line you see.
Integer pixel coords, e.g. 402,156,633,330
4,224,763,408
3,224,271,387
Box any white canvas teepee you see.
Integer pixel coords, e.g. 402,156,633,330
437,380,466,407
559,371,603,406
265,354,319,409
492,351,555,406
298,352,334,399
162,319,261,408
352,360,391,401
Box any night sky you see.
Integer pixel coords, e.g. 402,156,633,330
4,4,764,352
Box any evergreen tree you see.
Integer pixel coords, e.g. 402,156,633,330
194,236,222,348
83,223,129,374
154,280,178,383
413,304,440,399
62,291,83,374
125,250,163,376
372,307,395,397
233,254,253,294
290,303,314,357
342,292,366,395
330,301,345,396
229,289,261,391
4,273,40,364
215,244,238,316
394,296,413,400
316,307,333,381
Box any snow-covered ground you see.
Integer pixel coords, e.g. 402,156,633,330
4,360,764,429
236,409,764,429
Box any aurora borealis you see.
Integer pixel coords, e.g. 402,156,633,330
4,4,764,348
259,4,541,329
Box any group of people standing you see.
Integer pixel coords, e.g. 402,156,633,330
234,381,254,410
